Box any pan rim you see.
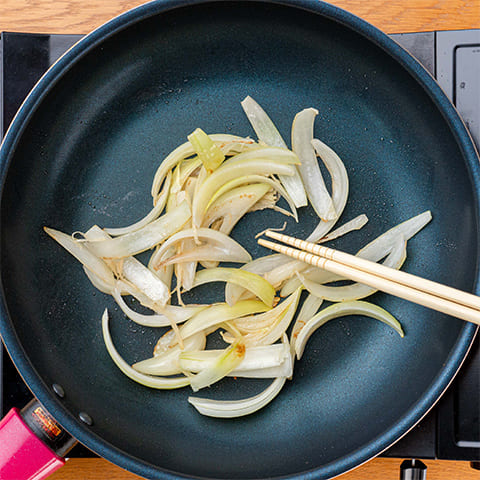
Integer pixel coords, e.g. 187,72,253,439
0,1,478,479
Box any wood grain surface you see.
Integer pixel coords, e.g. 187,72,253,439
1,1,479,479
0,0,479,34
48,457,480,480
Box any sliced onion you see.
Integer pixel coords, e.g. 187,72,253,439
152,227,251,269
132,332,206,376
191,267,275,307
182,336,292,379
292,109,336,221
121,257,169,306
260,133,352,287
47,101,428,418
204,176,298,223
221,146,299,167
290,293,323,353
87,200,191,259
112,287,207,327
263,258,308,290
149,247,174,293
202,184,272,234
306,137,350,242
357,211,432,260
82,226,170,306
187,128,225,173
319,214,368,243
151,134,252,198
178,300,270,343
44,227,115,285
83,266,117,295
188,376,287,418
160,244,251,266
180,342,286,373
241,95,308,208
233,288,302,346
295,301,404,360
102,309,190,389
225,254,287,305
192,159,296,228
189,339,246,392
170,157,201,195
174,237,197,291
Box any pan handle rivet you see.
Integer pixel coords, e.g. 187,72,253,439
52,383,65,398
79,412,93,426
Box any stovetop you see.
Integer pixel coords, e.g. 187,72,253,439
1,29,479,463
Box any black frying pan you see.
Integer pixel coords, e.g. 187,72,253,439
0,1,478,479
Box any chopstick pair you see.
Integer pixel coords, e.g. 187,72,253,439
258,231,480,326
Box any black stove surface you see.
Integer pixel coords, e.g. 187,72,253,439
1,30,479,463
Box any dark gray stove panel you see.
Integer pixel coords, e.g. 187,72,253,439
437,29,480,149
390,32,435,76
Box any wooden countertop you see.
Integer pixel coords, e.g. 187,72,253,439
0,0,479,34
1,1,479,479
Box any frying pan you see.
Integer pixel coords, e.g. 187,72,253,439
0,0,478,479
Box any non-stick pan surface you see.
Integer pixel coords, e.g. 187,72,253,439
0,1,478,479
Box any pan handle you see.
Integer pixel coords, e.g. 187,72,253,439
0,399,76,480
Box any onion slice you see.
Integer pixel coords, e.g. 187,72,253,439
357,211,431,260
121,257,170,306
151,134,253,198
280,211,432,296
306,137,350,242
232,288,302,346
192,159,296,228
292,109,336,221
132,332,206,376
189,339,246,392
225,254,287,305
112,287,207,327
44,227,115,285
188,376,287,418
202,183,272,234
204,175,298,222
191,267,275,307
102,309,190,389
153,227,252,268
87,200,191,259
241,96,308,208
178,300,271,343
290,293,323,353
295,301,404,360
318,214,369,243
160,245,251,266
179,341,289,375
188,128,225,173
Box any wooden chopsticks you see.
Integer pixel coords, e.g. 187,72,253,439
257,230,480,326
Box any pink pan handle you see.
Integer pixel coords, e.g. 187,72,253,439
0,403,70,480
